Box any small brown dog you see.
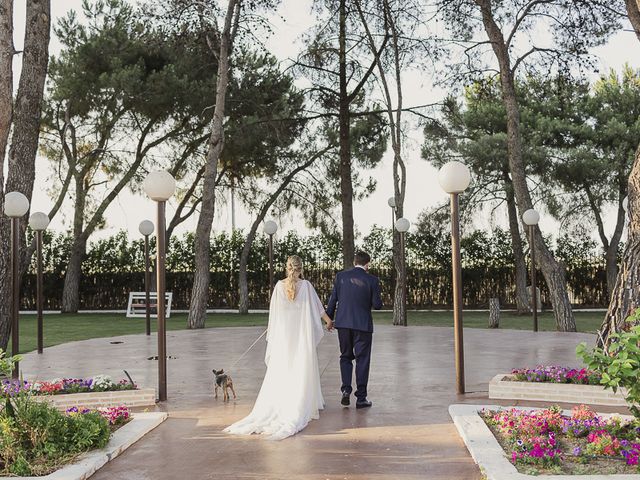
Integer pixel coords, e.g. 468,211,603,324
212,369,237,402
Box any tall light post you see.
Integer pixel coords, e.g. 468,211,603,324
29,212,50,354
143,171,176,402
522,208,540,332
139,220,154,336
438,161,471,395
395,217,411,327
264,220,278,298
4,192,30,378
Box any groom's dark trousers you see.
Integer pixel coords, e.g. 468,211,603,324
326,267,383,401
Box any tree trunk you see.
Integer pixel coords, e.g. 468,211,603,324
238,226,260,315
0,0,50,349
584,180,626,299
338,0,355,269
61,171,87,313
61,237,87,313
489,297,500,328
605,216,624,298
391,143,406,326
0,0,12,167
599,148,640,347
603,195,625,298
597,1,640,346
0,0,13,351
5,0,50,201
606,248,619,300
355,1,406,324
627,0,640,41
476,0,575,331
392,227,407,326
391,148,407,326
505,174,530,314
188,0,239,329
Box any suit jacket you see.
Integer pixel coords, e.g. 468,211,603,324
326,267,383,333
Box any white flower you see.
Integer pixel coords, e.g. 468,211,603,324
91,375,115,390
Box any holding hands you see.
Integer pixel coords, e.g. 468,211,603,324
322,313,334,332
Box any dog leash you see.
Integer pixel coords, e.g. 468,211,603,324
228,328,268,369
228,317,334,369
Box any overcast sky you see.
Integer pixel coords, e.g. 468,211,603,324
12,0,640,243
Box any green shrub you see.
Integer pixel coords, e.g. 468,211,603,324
0,349,21,378
577,308,640,418
0,396,110,476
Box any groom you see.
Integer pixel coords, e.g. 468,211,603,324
326,251,382,409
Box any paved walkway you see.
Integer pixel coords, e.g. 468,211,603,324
21,325,601,479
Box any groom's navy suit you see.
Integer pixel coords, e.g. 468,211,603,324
326,266,383,401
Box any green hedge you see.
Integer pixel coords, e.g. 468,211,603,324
21,227,609,310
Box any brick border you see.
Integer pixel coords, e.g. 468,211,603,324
33,388,156,411
449,404,640,480
16,411,168,480
489,374,628,406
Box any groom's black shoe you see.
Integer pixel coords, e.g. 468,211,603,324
341,392,350,406
356,399,372,409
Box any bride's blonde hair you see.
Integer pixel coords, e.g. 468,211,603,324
284,255,304,300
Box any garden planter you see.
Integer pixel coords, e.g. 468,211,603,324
11,412,167,480
449,404,640,480
32,388,156,411
489,374,627,407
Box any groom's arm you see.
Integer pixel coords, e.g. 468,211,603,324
325,274,339,319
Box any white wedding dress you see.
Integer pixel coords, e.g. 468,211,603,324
224,279,326,440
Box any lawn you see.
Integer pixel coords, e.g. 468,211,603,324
11,309,605,354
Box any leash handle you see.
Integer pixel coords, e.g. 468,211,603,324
229,328,268,369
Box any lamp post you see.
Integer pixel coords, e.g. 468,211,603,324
522,208,540,332
395,217,410,327
139,220,154,336
263,220,278,297
438,161,471,395
143,171,176,402
4,192,30,378
29,212,50,354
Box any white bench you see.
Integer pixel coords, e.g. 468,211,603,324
126,292,173,318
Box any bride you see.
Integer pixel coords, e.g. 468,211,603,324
224,255,334,440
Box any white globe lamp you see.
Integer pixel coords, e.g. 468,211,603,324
139,220,154,236
438,162,471,194
263,220,278,236
522,209,540,226
29,212,50,231
143,171,176,201
4,192,29,218
395,217,410,233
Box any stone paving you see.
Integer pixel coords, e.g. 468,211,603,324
20,324,606,479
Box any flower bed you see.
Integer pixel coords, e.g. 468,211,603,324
2,374,137,396
67,405,131,426
0,375,156,410
510,366,602,385
489,374,627,406
0,396,131,477
482,404,640,475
